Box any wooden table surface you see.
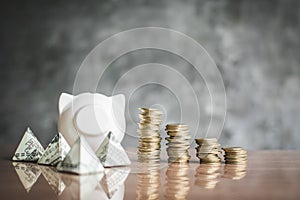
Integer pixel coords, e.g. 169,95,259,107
1,147,300,200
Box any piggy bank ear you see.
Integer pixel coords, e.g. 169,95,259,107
58,93,73,114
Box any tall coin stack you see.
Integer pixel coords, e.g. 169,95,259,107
195,138,221,164
222,147,247,165
165,124,191,163
137,108,163,163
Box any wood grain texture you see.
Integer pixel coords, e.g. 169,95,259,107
1,147,300,200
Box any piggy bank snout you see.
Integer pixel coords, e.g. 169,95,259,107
74,105,111,136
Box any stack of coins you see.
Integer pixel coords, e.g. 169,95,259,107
137,108,163,163
222,147,247,165
165,124,191,163
195,138,221,164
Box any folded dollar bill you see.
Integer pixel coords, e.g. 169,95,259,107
12,127,44,162
96,132,131,167
38,133,70,166
57,136,104,174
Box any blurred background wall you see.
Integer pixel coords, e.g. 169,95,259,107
0,0,299,149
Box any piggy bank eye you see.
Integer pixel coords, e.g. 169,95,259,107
74,105,110,136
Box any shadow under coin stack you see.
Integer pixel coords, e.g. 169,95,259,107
165,124,191,163
195,138,221,164
222,147,247,165
137,108,163,163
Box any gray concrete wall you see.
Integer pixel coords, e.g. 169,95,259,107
0,0,299,149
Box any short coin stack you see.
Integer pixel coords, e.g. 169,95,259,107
222,147,247,165
137,108,163,163
165,124,191,163
195,138,221,164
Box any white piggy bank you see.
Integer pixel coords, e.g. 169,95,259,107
57,92,126,152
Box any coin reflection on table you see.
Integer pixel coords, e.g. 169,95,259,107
194,163,221,189
136,162,161,200
40,165,65,195
165,163,190,200
223,163,247,180
12,162,41,193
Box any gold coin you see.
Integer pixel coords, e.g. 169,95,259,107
166,146,189,151
138,123,161,130
138,130,160,136
138,152,160,155
166,129,189,133
166,137,191,141
222,147,244,151
139,119,162,124
139,109,163,114
196,151,219,155
138,150,161,155
224,155,247,158
138,130,160,135
167,150,189,154
139,138,161,143
139,143,161,149
168,153,190,157
138,154,160,158
139,148,161,152
166,124,189,127
196,143,220,147
195,138,217,141
195,145,219,150
166,130,190,134
167,144,190,149
167,132,190,138
224,151,247,155
139,114,162,119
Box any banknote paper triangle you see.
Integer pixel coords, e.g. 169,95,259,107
12,162,41,192
57,136,104,174
38,133,70,166
96,132,131,167
12,127,45,161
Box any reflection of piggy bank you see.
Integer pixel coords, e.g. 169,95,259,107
57,92,126,152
